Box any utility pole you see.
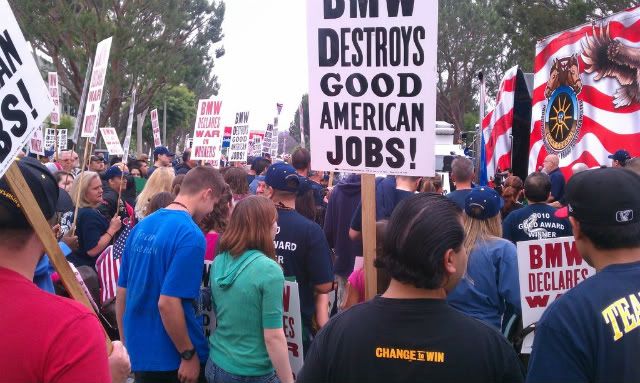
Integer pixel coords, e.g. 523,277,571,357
163,98,167,146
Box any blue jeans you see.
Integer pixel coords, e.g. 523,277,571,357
205,359,280,383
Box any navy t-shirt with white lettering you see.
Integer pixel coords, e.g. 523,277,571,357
502,204,572,243
274,209,333,329
528,261,640,383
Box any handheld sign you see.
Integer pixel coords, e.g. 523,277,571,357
191,99,223,164
517,236,595,353
0,0,55,178
44,128,57,152
57,128,68,151
122,87,137,160
151,108,161,147
72,58,92,145
283,281,304,378
262,123,273,154
81,36,112,138
307,0,438,176
48,72,60,125
100,127,124,156
229,111,250,162
29,128,44,156
222,126,232,148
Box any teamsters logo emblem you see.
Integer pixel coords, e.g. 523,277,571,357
541,55,583,158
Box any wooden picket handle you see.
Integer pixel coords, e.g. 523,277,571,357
70,138,91,236
361,173,377,300
328,171,335,188
5,161,112,354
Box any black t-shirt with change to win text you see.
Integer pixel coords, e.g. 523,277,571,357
297,297,524,383
274,209,333,330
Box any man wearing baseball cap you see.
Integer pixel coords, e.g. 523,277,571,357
89,154,106,173
265,162,334,352
528,167,640,383
0,157,130,382
608,149,631,168
148,146,175,178
98,165,130,222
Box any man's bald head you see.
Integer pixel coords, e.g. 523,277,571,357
543,154,559,173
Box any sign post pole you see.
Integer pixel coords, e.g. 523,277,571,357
361,174,377,299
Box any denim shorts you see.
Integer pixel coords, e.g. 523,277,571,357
205,358,280,383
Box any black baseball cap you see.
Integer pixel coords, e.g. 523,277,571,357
154,146,175,157
90,155,104,162
608,149,631,163
555,167,640,225
0,157,59,229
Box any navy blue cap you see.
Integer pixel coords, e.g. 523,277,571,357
265,162,299,193
465,187,504,220
154,146,175,157
608,149,631,163
297,176,314,196
103,165,123,180
44,148,55,158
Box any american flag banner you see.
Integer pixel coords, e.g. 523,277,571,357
96,245,121,304
529,6,640,177
482,66,519,178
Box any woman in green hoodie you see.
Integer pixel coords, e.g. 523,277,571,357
207,196,293,383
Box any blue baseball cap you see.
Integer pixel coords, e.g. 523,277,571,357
465,187,504,220
154,146,175,157
265,162,299,193
608,149,630,163
103,165,123,180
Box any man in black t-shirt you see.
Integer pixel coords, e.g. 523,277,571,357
298,193,524,383
502,172,572,242
528,168,640,383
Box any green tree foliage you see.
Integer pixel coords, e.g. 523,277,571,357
289,94,309,150
140,85,197,151
10,0,225,137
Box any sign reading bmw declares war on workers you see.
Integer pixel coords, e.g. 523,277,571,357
517,236,595,353
307,0,438,176
0,0,54,178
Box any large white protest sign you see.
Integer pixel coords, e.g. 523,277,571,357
29,128,44,156
100,127,124,156
57,128,68,151
0,1,55,177
229,111,250,162
283,281,304,378
307,0,438,176
150,108,161,147
122,87,136,160
48,72,60,125
191,99,223,163
81,37,112,138
517,236,595,353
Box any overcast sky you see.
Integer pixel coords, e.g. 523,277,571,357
214,0,308,134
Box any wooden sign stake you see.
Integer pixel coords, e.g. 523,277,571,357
361,173,377,300
70,138,91,236
5,161,112,353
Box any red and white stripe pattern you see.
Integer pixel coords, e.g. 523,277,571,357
483,66,518,178
96,245,121,304
529,6,640,178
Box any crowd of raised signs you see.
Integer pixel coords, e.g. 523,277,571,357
1,144,640,383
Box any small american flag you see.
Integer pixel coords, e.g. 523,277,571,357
96,245,121,304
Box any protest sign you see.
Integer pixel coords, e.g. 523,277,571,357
247,137,255,157
150,108,161,147
307,0,438,176
191,99,223,163
517,236,595,353
44,128,56,152
262,123,273,154
0,0,55,177
29,128,44,156
81,36,112,138
222,126,232,148
283,281,304,378
72,58,92,145
122,87,136,160
100,127,124,156
229,111,250,162
57,129,68,151
48,72,60,125
201,260,217,338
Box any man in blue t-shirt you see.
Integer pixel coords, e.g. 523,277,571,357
528,167,640,383
503,172,572,243
116,166,225,383
446,156,475,209
265,162,334,352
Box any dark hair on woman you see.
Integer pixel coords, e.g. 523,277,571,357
295,189,316,221
145,192,175,216
224,167,249,195
375,193,464,289
200,184,233,233
54,170,74,184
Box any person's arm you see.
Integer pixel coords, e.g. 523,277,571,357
314,293,330,328
340,282,360,311
348,228,362,241
108,341,131,383
158,296,200,383
264,329,294,383
348,203,363,241
86,215,121,257
115,287,127,344
497,241,521,315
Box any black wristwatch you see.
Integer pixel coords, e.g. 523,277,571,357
180,348,196,360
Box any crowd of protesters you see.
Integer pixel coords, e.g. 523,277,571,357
1,142,639,383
